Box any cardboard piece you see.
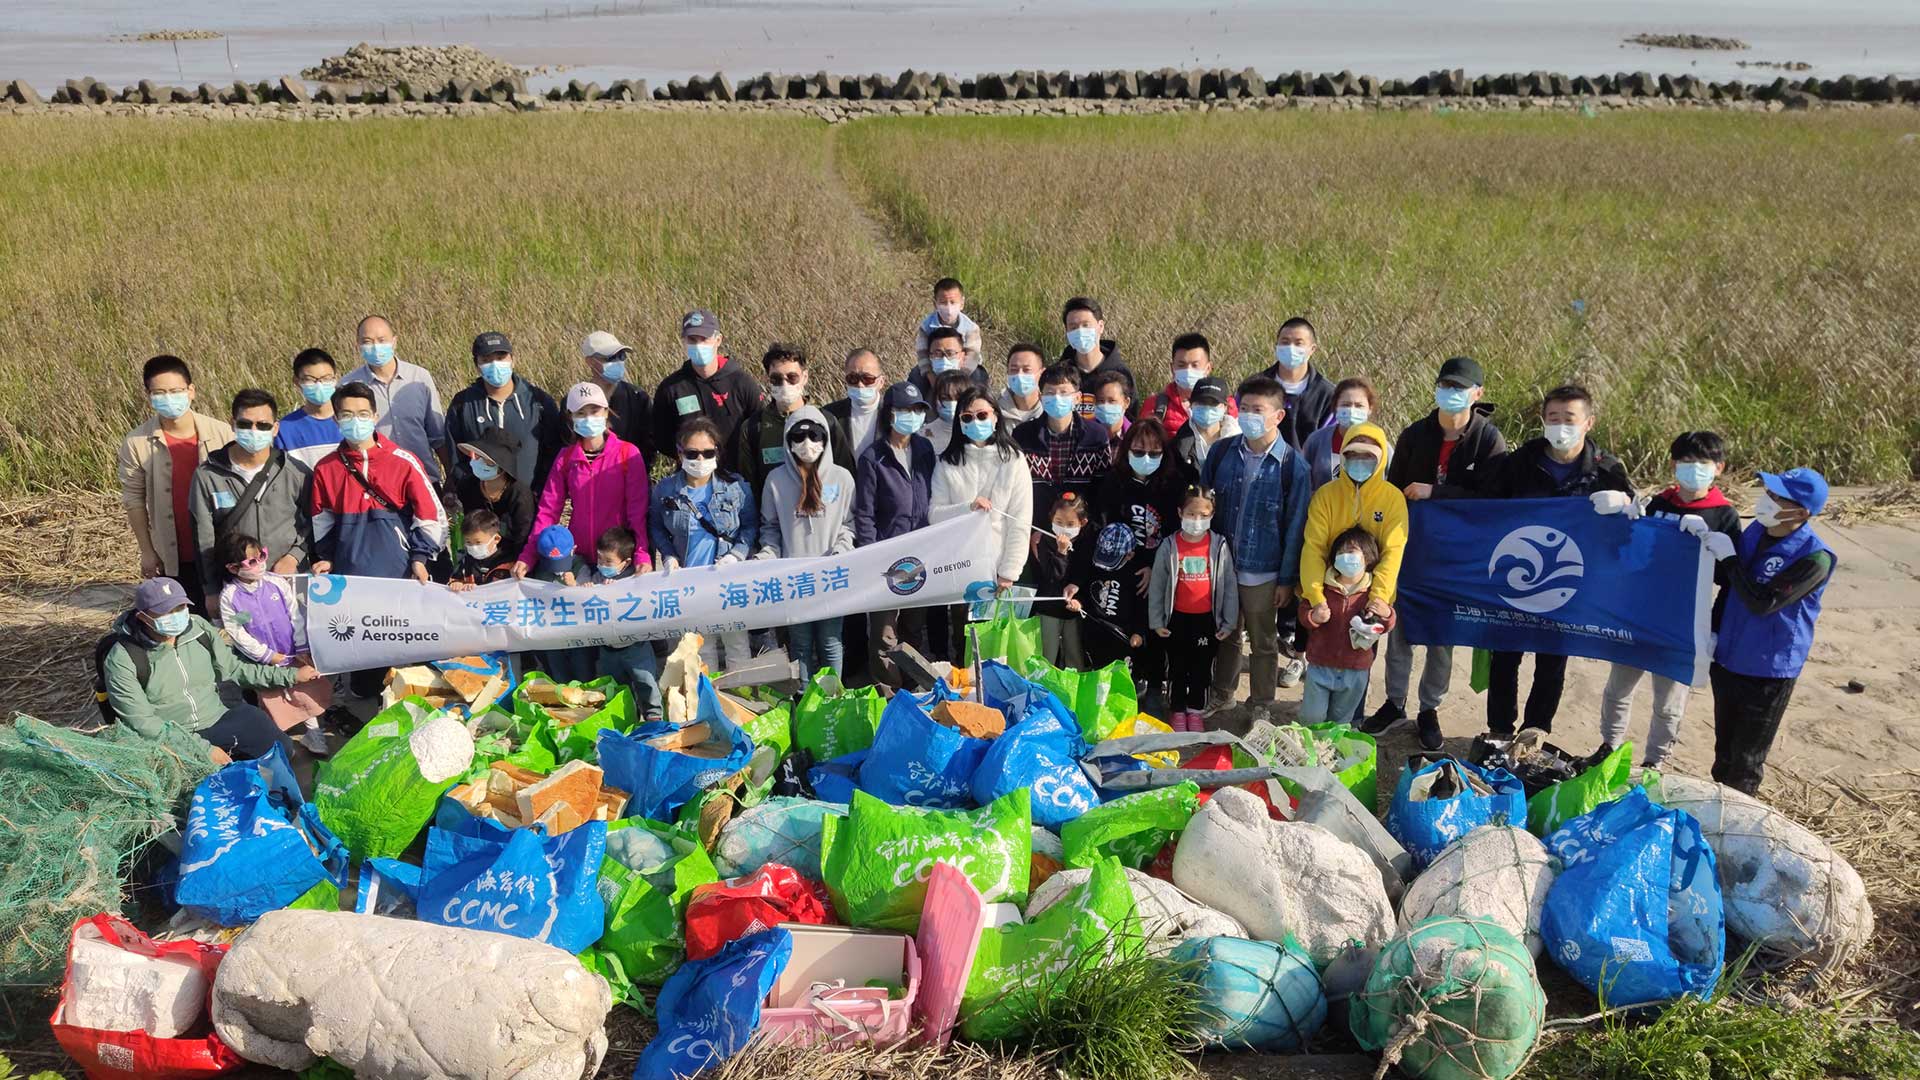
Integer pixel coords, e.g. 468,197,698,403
446,760,627,836
514,760,604,825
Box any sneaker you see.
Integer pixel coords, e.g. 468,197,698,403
298,724,332,757
1416,709,1444,752
1359,701,1407,736
1277,655,1305,689
1579,742,1618,770
1188,710,1209,733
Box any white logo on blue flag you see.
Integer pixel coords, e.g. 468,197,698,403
1488,525,1585,614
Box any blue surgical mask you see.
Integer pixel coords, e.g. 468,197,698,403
931,356,961,374
150,391,190,419
336,415,376,443
1344,456,1377,483
938,401,957,422
1335,405,1370,429
360,342,395,366
599,359,627,382
574,414,608,438
1189,404,1224,429
892,411,925,436
152,609,191,637
1434,385,1473,414
1239,411,1268,440
1173,367,1204,390
850,385,879,407
233,428,274,453
1007,372,1038,397
1274,343,1309,371
479,360,513,388
1333,551,1366,578
1066,326,1100,355
1128,451,1162,477
687,342,718,368
596,564,623,578
1093,402,1125,427
300,380,337,406
470,457,500,481
961,419,996,443
1675,461,1715,492
1041,393,1077,420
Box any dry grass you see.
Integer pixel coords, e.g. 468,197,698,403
1824,481,1920,525
710,1040,1053,1080
0,490,133,725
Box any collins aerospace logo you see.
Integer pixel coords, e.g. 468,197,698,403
1489,526,1585,614
884,556,928,596
327,616,356,642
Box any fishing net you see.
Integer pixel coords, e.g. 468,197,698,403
1350,915,1545,1080
0,715,214,986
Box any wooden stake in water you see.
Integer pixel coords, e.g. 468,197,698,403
173,39,183,81
225,35,235,73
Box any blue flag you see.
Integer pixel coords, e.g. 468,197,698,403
1396,497,1711,685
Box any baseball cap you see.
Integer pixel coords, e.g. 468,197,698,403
1437,356,1484,388
133,577,189,615
885,381,925,410
471,331,512,358
580,330,629,359
455,427,524,480
564,382,610,413
1759,468,1829,516
679,309,719,340
1190,376,1230,406
1341,438,1384,460
536,525,576,562
1092,522,1136,573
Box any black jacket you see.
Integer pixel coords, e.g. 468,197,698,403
443,377,566,493
454,474,539,562
1257,363,1336,451
1387,404,1508,497
605,378,656,459
1027,529,1094,618
1056,340,1135,419
1013,415,1114,528
1481,437,1633,499
1091,459,1194,565
906,364,991,401
735,400,855,494
652,356,764,463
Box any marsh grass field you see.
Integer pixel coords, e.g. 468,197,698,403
2,107,1918,492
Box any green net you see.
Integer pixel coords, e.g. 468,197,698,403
0,715,214,986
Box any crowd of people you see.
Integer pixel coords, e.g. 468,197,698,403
107,278,1836,795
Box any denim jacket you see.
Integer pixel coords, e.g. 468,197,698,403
648,470,757,565
1198,434,1311,581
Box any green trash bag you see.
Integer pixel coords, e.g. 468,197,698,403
793,671,884,761
964,603,1044,672
735,699,792,761
1307,722,1380,812
1349,915,1545,1080
820,788,1032,932
1020,657,1139,741
314,699,475,860
1061,781,1201,870
960,856,1142,1041
459,705,561,780
512,671,636,766
579,818,719,1007
1526,741,1633,836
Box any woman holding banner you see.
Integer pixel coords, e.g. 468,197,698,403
513,383,651,577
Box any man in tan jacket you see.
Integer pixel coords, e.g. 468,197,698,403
117,355,232,611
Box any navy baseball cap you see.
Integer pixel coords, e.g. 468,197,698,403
1190,376,1230,406
885,381,925,410
133,577,189,615
679,310,719,340
1759,468,1829,516
471,331,512,357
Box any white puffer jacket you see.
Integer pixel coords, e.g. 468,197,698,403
931,442,1033,582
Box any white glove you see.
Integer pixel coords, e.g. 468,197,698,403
659,556,680,573
1703,532,1735,561
1348,614,1388,651
715,553,739,567
1677,514,1709,538
1589,490,1631,516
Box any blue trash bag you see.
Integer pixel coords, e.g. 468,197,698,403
635,927,794,1080
1385,757,1528,869
355,857,423,917
419,807,609,953
808,749,867,805
175,744,350,925
970,687,1099,829
857,687,992,808
1541,786,1724,1007
599,674,755,822
1173,935,1327,1052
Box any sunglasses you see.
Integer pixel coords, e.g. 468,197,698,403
234,419,275,432
958,412,996,425
844,372,881,386
232,549,270,568
786,430,826,445
766,371,806,386
679,447,718,460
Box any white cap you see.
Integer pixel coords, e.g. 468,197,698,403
580,330,628,359
564,382,610,413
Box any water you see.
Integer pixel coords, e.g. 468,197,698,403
4,0,1918,95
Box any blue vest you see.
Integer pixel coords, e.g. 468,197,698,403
1713,522,1833,679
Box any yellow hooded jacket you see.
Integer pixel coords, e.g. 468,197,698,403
1299,420,1409,606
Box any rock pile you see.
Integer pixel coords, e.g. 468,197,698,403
1625,33,1749,51
302,43,523,88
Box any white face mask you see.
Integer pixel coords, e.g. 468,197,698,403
1052,523,1081,540
1181,515,1211,537
682,455,717,479
771,383,803,407
1752,491,1784,527
789,439,825,464
1543,423,1583,453
465,541,497,560
935,301,962,323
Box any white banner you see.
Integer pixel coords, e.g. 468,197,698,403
305,512,997,674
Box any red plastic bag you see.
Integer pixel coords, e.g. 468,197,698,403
685,863,834,961
50,915,244,1080
1185,745,1287,818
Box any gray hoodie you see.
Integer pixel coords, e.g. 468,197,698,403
755,405,856,560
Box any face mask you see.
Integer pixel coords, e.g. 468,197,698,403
465,541,497,560
937,401,957,422
1041,393,1077,420
1239,411,1268,440
1053,523,1081,540
771,383,803,407
1066,326,1100,355
470,457,500,481
1094,402,1126,427
1007,373,1038,397
233,428,274,453
1335,405,1370,428
1675,461,1716,492
151,609,191,636
574,414,607,439
962,419,996,444
1344,456,1377,483
1173,367,1204,390
596,563,624,578
891,411,925,436
1752,491,1785,528
682,455,717,479
687,342,718,369
1333,551,1366,578
1274,343,1309,371
231,562,265,583
1434,386,1473,414
360,342,395,366
1128,451,1161,477
599,359,627,382
849,385,879,407
1181,515,1211,537
1189,404,1223,429
931,356,961,374
150,391,190,419
300,381,337,406
935,301,962,323
479,360,513,388
336,415,376,443
1543,423,1582,452
789,438,824,463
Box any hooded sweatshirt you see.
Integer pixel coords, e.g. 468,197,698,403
1303,415,1394,491
755,405,856,560
1258,362,1336,451
931,437,1034,583
1057,340,1134,420
1387,403,1507,497
652,354,764,463
443,375,566,492
1298,421,1409,607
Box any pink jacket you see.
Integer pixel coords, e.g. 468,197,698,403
519,433,651,566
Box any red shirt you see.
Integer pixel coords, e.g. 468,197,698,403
1173,533,1213,614
164,431,199,563
1435,438,1459,484
1142,384,1239,436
